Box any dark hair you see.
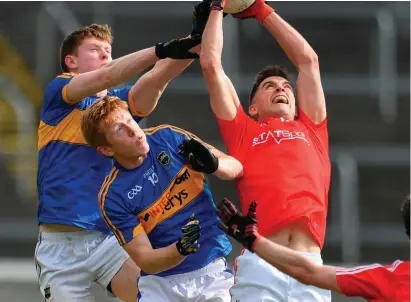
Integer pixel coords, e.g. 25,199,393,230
249,65,290,106
401,194,410,238
60,24,113,73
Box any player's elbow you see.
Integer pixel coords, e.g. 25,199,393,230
307,53,319,64
308,54,319,69
200,54,222,75
233,163,244,180
295,263,322,286
296,270,316,286
226,159,244,180
297,54,319,70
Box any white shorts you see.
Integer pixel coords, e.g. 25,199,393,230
231,249,331,302
138,258,234,302
34,230,130,301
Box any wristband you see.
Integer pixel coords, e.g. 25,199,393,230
256,4,274,23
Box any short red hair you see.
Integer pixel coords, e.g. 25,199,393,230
81,96,128,149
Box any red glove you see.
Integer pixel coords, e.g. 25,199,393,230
232,0,274,23
217,199,261,252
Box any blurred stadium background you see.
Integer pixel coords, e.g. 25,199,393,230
0,1,409,301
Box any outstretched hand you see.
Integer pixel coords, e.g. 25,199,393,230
231,0,273,23
217,198,260,251
191,0,212,36
155,35,201,60
178,139,219,174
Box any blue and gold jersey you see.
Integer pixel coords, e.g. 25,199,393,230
99,125,232,276
37,73,143,233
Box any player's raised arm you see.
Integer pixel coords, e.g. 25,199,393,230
199,1,242,121
263,11,326,123
129,53,197,117
233,0,326,124
128,3,210,116
64,36,200,105
124,214,201,275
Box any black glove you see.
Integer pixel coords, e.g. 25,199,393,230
191,0,212,36
176,214,201,256
155,35,201,60
217,198,259,251
178,138,218,174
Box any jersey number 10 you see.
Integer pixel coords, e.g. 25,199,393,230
148,172,159,186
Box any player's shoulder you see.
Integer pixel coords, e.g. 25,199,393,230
144,124,189,142
399,260,410,268
44,73,76,97
47,72,76,87
55,72,76,80
100,165,147,217
144,124,199,151
99,166,123,202
144,124,186,136
143,125,177,146
100,164,143,199
335,263,384,277
385,260,410,274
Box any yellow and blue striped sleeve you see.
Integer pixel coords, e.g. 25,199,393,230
98,168,144,246
110,86,146,121
39,74,86,150
42,74,75,115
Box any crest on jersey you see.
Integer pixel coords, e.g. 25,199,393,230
157,151,170,166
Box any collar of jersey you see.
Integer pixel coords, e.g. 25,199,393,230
260,116,294,124
60,72,77,77
259,117,276,124
113,159,143,172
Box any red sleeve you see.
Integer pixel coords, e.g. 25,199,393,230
297,108,328,154
215,105,250,159
335,264,391,300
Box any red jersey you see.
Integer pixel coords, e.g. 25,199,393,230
217,106,330,248
336,260,410,301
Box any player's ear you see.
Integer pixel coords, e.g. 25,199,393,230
97,145,114,157
248,104,258,118
65,54,77,71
